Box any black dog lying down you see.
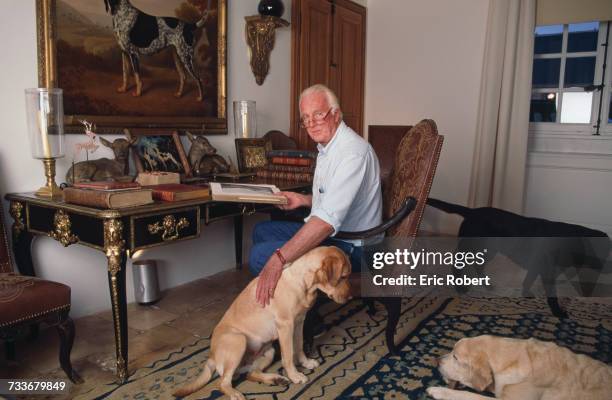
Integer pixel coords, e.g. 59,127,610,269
427,198,611,318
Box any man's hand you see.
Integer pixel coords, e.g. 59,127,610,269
256,259,283,306
277,191,311,211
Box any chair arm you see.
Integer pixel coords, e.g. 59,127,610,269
335,197,417,240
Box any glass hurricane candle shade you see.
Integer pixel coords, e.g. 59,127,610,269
25,88,65,159
25,88,65,198
233,100,257,138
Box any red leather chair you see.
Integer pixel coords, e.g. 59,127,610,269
0,202,82,383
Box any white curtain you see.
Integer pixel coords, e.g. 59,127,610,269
468,0,535,213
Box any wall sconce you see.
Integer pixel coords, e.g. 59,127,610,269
245,15,289,85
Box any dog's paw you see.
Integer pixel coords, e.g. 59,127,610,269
427,387,453,399
300,357,320,370
272,375,290,386
287,371,308,384
229,392,246,400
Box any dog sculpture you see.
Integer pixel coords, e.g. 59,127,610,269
66,137,136,183
427,198,611,319
186,131,230,176
103,0,208,100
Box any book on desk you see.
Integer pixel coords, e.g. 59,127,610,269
147,183,210,201
72,181,141,191
63,187,153,208
210,182,288,205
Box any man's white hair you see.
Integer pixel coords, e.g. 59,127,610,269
299,84,343,118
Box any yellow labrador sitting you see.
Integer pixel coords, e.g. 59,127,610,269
428,335,612,400
173,246,352,399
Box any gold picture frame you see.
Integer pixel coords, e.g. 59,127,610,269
235,138,272,173
36,0,227,134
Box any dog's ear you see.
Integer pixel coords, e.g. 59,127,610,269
469,352,493,392
186,131,195,143
315,252,344,286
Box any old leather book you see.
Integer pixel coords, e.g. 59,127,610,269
269,156,313,166
148,184,210,201
63,187,153,208
255,169,313,183
72,181,141,190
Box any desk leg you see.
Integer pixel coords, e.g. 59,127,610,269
104,219,128,383
234,214,243,270
9,201,35,276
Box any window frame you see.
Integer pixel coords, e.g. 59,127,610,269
529,21,612,136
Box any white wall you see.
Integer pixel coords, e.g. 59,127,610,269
0,0,292,317
364,0,490,233
525,135,612,236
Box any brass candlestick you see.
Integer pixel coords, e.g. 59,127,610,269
36,157,63,198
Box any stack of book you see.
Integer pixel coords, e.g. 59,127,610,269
256,150,317,183
63,181,154,209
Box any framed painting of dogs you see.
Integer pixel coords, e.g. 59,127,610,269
36,0,227,134
125,129,192,177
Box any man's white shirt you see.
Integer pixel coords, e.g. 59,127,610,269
305,121,383,245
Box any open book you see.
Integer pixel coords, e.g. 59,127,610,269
210,182,288,205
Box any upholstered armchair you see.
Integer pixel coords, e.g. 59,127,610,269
0,203,81,383
335,119,444,353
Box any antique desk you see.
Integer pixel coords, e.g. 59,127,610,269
5,179,309,383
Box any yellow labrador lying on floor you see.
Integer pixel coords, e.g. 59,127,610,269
173,246,352,399
427,335,612,400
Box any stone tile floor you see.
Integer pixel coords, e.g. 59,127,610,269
0,268,253,399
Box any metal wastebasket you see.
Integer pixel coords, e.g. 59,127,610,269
132,259,161,305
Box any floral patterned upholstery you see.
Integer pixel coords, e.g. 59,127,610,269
383,119,444,237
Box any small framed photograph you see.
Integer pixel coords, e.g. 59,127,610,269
235,138,272,173
126,130,192,177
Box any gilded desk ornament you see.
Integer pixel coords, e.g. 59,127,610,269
104,219,125,276
148,215,190,241
9,201,25,239
49,210,79,247
241,204,257,216
245,15,289,85
103,218,127,381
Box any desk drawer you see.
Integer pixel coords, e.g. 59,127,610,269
130,207,200,251
27,204,105,250
205,202,243,223
205,202,277,223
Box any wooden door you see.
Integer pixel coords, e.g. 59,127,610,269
291,0,366,150
331,1,365,135
292,0,333,150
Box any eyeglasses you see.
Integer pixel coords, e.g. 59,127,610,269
299,108,333,128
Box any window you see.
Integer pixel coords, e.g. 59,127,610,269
529,21,611,135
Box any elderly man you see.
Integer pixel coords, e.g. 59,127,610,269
250,84,383,306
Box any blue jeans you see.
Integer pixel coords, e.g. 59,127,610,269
248,221,362,276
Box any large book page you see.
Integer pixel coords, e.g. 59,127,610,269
210,183,288,205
